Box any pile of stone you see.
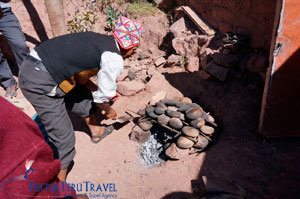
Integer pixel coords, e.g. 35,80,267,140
162,13,268,82
130,98,218,160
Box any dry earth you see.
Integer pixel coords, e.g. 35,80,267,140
1,1,300,199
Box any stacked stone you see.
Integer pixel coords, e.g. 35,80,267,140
136,99,218,157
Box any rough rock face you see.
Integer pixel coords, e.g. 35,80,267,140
167,54,182,67
138,13,169,57
172,34,207,57
170,16,191,37
117,80,145,96
186,56,199,73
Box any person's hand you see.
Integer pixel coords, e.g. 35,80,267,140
97,102,117,119
110,92,121,102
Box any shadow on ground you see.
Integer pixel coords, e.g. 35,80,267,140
161,71,300,199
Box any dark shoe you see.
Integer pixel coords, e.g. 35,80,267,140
5,83,18,98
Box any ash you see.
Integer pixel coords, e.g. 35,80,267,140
140,134,165,167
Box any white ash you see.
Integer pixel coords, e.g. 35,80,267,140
140,134,165,167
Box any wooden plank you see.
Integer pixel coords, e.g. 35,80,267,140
181,6,216,36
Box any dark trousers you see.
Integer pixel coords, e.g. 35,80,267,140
0,7,29,88
19,56,97,169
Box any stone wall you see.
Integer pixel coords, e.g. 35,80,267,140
177,0,277,51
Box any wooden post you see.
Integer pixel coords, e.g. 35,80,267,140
45,0,67,37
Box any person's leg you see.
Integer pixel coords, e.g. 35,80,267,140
0,47,16,92
64,85,109,142
19,59,74,181
0,8,29,96
0,8,29,68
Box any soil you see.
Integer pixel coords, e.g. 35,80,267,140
1,1,299,199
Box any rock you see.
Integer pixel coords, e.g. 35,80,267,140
200,48,214,70
224,43,240,53
155,57,166,67
176,136,194,149
191,118,205,128
193,135,209,149
205,114,215,123
166,110,181,118
198,35,209,46
137,109,146,116
155,106,166,115
170,17,188,37
178,113,184,120
182,126,200,137
160,99,177,106
172,36,186,56
182,97,192,103
178,104,191,112
246,53,268,73
145,106,155,115
147,111,159,119
129,130,151,143
117,69,129,82
200,125,215,135
172,35,200,57
185,35,200,57
213,52,238,67
127,70,136,80
176,101,189,108
137,50,151,60
206,61,230,81
199,70,213,80
138,119,153,131
155,102,168,109
190,103,202,109
167,106,178,111
117,80,145,96
157,114,170,125
169,118,183,129
186,56,200,72
186,108,204,120
150,91,167,105
167,54,182,67
165,143,191,160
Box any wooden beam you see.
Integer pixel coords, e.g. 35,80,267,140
181,6,216,36
45,0,67,37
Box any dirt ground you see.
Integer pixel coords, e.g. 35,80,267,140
1,1,300,199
